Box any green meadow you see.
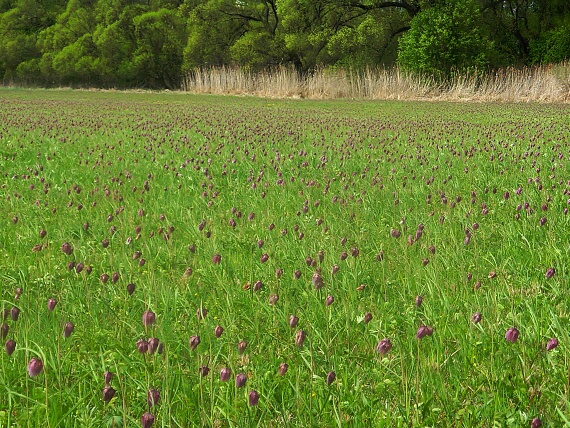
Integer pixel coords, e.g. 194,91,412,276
0,89,569,427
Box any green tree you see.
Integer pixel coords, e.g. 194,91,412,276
33,0,97,84
398,0,493,75
92,3,147,87
0,0,64,81
530,20,570,64
183,0,282,70
132,8,186,88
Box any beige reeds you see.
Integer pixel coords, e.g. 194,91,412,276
181,63,570,102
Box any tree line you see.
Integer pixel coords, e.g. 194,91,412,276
1,0,569,89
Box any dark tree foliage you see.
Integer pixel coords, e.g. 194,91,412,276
0,0,568,87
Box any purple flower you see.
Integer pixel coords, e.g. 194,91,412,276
363,312,373,324
147,388,160,407
212,254,221,265
199,366,210,377
220,368,231,382
545,267,555,279
10,306,20,321
214,325,224,338
531,417,542,428
278,362,289,376
238,340,247,354
0,323,8,340
141,412,155,428
127,283,136,295
505,327,519,343
546,337,558,351
104,371,113,385
312,272,323,290
416,325,433,339
325,295,334,307
235,373,247,388
196,307,208,321
376,338,392,356
137,339,149,354
47,298,57,311
189,335,200,351
61,242,73,255
147,338,160,354
390,229,401,238
295,330,306,347
102,386,116,402
248,390,259,406
63,322,74,338
326,370,336,385
5,339,16,356
471,312,482,324
289,315,299,328
415,296,423,307
28,357,44,377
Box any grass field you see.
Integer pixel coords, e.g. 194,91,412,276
0,88,569,427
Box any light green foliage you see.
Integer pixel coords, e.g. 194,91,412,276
530,19,570,64
0,0,569,86
184,0,281,70
183,0,242,69
92,4,146,86
398,0,492,75
131,8,186,88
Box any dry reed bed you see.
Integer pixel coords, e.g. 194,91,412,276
181,64,570,102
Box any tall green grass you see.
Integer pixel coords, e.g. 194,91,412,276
0,89,568,427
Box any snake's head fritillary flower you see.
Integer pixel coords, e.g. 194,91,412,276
505,327,519,343
376,338,392,356
147,389,160,407
278,362,289,376
546,338,558,351
141,412,155,428
63,322,74,338
102,386,116,402
220,368,231,382
5,339,16,356
142,311,156,328
416,325,433,339
295,330,306,347
471,312,482,324
189,335,200,351
235,373,247,388
28,358,43,377
248,390,259,406
214,325,224,338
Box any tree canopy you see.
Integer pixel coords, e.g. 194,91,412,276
0,0,568,88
